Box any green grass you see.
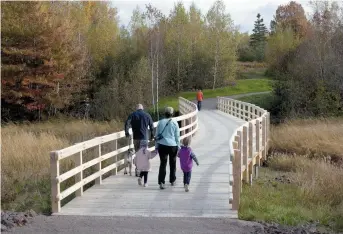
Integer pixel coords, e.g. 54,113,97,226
239,167,343,232
238,69,272,80
237,92,275,111
157,79,273,111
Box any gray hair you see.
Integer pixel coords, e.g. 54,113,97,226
165,106,174,116
136,104,143,110
182,136,191,147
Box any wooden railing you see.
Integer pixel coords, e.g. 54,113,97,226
50,97,198,213
216,97,270,210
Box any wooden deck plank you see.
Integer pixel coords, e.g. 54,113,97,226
57,110,245,218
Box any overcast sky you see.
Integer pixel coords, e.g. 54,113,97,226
111,0,314,33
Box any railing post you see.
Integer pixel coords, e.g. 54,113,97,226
242,126,249,183
248,122,253,185
114,139,118,175
50,151,60,213
95,143,102,184
228,100,231,114
262,116,267,161
237,131,244,186
181,119,185,136
232,137,241,211
190,116,193,138
75,151,83,196
266,112,270,152
256,119,261,167
193,115,197,137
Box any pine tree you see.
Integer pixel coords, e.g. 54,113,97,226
250,13,268,61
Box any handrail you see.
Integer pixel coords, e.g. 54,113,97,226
50,97,198,213
216,96,270,211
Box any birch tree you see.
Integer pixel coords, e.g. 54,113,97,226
206,0,237,89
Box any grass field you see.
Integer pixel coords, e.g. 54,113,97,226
1,119,122,213
158,79,273,111
239,118,343,232
237,92,274,111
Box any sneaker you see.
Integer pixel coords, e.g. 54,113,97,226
185,184,189,192
144,183,148,187
159,183,165,190
138,177,142,186
171,182,176,186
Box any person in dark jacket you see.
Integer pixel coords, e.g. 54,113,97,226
125,104,154,152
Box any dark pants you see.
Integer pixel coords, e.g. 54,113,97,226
133,139,141,152
183,171,192,185
197,101,202,111
140,171,148,184
157,144,178,185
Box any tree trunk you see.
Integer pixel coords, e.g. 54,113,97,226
150,41,155,114
213,40,219,90
156,34,160,120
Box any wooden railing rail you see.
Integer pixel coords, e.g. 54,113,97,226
50,97,198,213
216,97,270,210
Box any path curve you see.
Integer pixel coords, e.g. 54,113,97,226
195,91,271,110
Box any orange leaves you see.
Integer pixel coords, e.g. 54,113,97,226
274,1,309,39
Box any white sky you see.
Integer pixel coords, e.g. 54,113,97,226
111,0,315,33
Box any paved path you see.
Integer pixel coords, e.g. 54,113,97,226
12,216,264,234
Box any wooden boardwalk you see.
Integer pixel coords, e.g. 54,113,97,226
57,109,246,218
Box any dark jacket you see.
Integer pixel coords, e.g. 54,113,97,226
125,109,154,140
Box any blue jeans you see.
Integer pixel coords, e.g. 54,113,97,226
183,171,192,185
197,101,202,111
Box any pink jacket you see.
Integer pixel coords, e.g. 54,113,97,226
134,148,158,172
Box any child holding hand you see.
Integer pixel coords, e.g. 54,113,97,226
178,136,199,192
134,140,158,187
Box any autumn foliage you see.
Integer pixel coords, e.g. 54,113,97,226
2,1,239,122
1,2,89,120
266,1,343,119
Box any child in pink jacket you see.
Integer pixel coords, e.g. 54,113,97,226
134,140,158,187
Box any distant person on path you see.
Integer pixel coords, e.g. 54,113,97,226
196,88,203,111
155,107,180,189
178,136,199,192
134,140,158,187
125,104,154,153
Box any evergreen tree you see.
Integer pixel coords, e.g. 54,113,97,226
250,13,268,61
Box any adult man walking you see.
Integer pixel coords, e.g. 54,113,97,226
125,104,154,153
196,88,203,111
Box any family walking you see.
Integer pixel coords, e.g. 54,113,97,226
125,104,199,192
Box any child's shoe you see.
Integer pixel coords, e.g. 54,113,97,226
159,183,165,190
185,184,189,192
138,177,142,186
144,183,148,187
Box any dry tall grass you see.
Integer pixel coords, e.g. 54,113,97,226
270,118,343,160
241,118,343,231
1,119,121,212
269,155,343,207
